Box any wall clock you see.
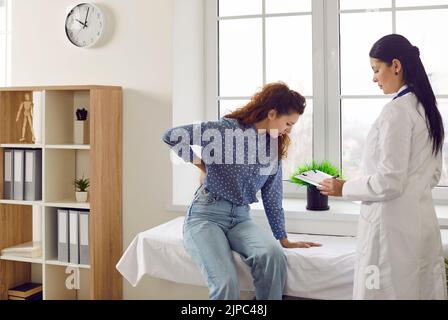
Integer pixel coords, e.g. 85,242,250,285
65,3,105,48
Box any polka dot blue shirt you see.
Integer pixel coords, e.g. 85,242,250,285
162,117,287,240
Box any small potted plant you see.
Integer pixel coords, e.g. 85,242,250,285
289,160,341,211
74,107,88,144
74,176,90,202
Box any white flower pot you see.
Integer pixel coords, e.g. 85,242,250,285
74,120,88,144
76,191,88,202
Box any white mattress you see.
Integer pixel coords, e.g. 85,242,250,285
116,218,448,300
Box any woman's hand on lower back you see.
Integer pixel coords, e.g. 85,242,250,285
279,238,322,248
199,170,206,185
193,159,206,184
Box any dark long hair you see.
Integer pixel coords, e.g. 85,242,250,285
225,82,306,159
370,34,444,156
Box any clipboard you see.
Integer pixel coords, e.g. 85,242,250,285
292,170,334,187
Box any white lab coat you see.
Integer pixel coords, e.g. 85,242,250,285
343,87,447,300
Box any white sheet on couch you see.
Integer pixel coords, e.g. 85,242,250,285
116,218,448,300
116,217,358,299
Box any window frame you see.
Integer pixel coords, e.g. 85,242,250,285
205,0,448,202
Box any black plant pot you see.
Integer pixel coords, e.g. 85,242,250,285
306,185,329,211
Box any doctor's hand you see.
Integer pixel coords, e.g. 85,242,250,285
280,238,322,249
318,178,346,197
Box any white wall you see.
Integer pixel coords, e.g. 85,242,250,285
9,0,208,299
172,0,206,206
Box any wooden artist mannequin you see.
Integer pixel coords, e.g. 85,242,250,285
16,93,36,143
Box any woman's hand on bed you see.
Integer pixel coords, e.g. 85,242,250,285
279,238,322,248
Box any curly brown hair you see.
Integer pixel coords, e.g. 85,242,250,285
225,82,306,159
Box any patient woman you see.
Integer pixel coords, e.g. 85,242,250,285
162,82,321,300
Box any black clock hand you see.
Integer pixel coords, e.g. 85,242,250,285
83,7,90,28
75,19,87,28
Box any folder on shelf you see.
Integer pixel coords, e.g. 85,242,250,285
13,149,25,200
3,148,14,199
24,149,42,201
79,210,90,265
69,210,79,264
57,209,69,262
1,241,42,258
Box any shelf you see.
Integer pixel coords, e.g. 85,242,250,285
0,199,43,206
44,199,90,210
0,85,122,300
45,144,90,150
0,255,43,264
44,149,90,205
45,90,90,145
44,264,90,300
45,259,90,269
0,85,121,91
0,199,89,209
0,144,43,149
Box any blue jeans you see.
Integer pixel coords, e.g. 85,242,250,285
183,185,287,300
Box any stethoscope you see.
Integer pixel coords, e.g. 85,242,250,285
393,87,412,100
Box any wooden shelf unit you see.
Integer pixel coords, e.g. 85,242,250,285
0,85,122,300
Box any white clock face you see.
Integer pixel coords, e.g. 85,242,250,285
65,3,104,48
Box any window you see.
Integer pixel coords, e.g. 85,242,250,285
339,0,448,185
210,0,448,197
217,0,314,182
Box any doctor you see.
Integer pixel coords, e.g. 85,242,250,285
319,34,447,299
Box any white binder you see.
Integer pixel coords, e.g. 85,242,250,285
79,211,90,265
69,210,79,264
13,149,25,200
57,209,69,262
24,149,42,201
3,149,14,199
